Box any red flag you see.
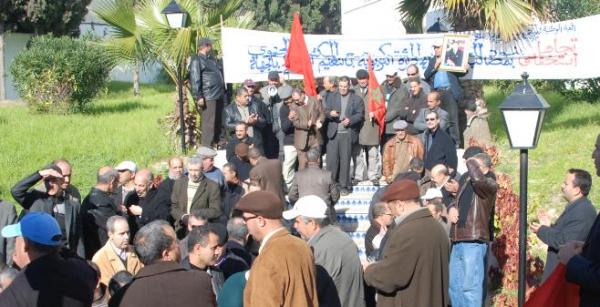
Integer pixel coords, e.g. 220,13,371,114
284,12,317,96
525,264,579,307
367,55,386,137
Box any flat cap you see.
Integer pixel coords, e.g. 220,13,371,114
268,71,279,81
393,120,408,130
432,39,444,47
197,146,217,158
235,191,283,219
356,69,369,79
278,86,292,100
381,179,420,202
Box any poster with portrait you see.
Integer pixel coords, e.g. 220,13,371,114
440,34,471,73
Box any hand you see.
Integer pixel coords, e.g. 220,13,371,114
120,205,128,213
288,110,297,120
434,57,442,69
315,121,322,129
341,118,351,126
330,110,339,117
445,179,459,193
39,168,63,179
530,222,542,234
369,112,375,120
362,261,371,271
197,98,205,108
129,205,143,216
559,241,585,264
448,207,459,224
537,210,551,227
307,119,312,127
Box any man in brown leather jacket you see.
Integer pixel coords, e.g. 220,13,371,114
447,152,497,307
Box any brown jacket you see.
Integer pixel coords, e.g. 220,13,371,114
450,159,497,242
382,134,424,179
463,113,493,147
244,228,319,307
364,208,449,307
92,242,143,287
249,157,285,201
291,96,324,151
170,176,222,229
108,261,215,307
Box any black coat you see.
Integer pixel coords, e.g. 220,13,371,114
189,53,224,101
0,253,97,307
423,128,458,171
82,187,121,259
11,172,85,258
226,136,257,163
223,102,266,145
109,261,216,307
125,187,173,229
566,211,600,307
324,92,364,144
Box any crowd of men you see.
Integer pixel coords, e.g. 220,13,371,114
0,36,598,307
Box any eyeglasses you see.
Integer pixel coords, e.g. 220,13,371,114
425,118,437,122
407,72,417,77
242,214,258,222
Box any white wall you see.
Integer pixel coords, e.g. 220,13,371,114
3,33,33,100
341,0,406,37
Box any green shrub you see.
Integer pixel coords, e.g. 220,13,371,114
10,35,115,113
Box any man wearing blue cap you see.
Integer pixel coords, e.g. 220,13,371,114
0,212,97,306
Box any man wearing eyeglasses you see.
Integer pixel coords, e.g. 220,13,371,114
236,191,318,307
413,91,450,135
422,109,457,173
402,64,431,95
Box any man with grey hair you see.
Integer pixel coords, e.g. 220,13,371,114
189,37,225,148
53,158,82,203
0,267,18,292
82,166,121,259
219,216,251,279
108,221,216,306
92,215,142,287
171,156,221,238
126,169,173,233
284,195,365,307
447,152,497,307
288,147,340,223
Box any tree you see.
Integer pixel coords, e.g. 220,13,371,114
94,0,254,150
240,0,341,34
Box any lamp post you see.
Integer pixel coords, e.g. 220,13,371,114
162,0,188,154
499,72,549,307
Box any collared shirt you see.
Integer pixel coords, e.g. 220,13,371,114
258,227,285,254
110,241,128,263
433,70,450,89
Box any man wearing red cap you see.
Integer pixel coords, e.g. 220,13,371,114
364,179,449,307
236,191,318,307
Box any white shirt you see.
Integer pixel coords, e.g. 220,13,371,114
258,227,285,254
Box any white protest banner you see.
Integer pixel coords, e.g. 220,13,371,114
221,14,597,83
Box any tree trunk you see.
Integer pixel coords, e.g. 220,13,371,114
132,63,140,96
0,22,5,100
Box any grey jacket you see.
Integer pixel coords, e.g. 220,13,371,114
353,85,381,146
309,225,366,307
537,196,596,281
413,107,449,134
0,200,17,267
288,164,340,207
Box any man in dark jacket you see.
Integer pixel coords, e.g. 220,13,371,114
447,153,497,307
0,212,97,306
223,87,266,148
109,221,216,307
189,37,225,148
126,169,173,233
82,166,121,259
381,69,407,144
531,168,596,281
324,76,364,195
422,109,458,172
560,134,600,307
225,122,257,163
0,200,17,268
354,69,381,184
11,164,85,258
288,148,340,223
171,156,222,238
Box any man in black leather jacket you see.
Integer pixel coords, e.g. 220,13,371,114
189,37,225,148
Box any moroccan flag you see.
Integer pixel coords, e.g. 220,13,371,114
284,12,317,96
367,55,386,137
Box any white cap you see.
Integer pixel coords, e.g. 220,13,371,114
432,39,444,47
421,188,443,200
115,160,137,172
282,195,328,220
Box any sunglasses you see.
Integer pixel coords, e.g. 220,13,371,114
425,118,437,122
242,214,258,222
407,72,417,77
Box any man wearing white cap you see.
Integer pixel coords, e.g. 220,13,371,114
0,212,97,306
421,188,450,235
114,160,137,207
381,66,407,144
284,195,365,307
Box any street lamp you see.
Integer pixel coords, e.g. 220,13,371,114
499,72,549,307
162,1,188,154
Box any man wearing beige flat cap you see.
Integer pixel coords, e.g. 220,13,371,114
364,179,449,307
236,191,318,307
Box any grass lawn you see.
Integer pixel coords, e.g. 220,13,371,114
0,81,179,204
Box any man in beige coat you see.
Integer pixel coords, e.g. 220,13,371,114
289,88,324,170
237,191,318,307
92,215,143,287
